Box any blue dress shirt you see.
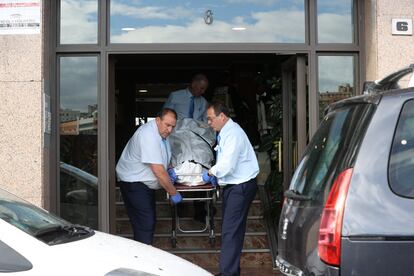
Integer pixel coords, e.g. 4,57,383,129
210,119,259,185
164,88,207,122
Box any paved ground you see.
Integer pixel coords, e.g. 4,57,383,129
205,267,282,275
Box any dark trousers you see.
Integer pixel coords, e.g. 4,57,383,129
219,178,258,276
119,181,155,245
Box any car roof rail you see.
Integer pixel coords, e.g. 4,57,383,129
363,64,414,94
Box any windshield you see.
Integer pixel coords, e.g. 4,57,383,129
0,189,93,245
289,103,374,200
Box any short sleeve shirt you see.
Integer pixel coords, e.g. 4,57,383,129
116,120,171,189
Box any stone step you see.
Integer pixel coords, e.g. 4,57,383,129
116,217,267,235
154,232,269,250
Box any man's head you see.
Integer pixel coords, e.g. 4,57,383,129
207,101,230,132
156,108,177,138
189,74,209,97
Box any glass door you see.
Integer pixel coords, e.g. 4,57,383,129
282,55,307,190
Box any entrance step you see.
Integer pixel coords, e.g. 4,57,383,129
114,187,273,272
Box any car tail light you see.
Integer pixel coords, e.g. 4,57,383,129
318,168,353,266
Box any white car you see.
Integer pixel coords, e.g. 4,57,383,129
0,188,212,275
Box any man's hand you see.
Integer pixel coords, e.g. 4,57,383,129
170,192,182,205
202,170,218,186
167,168,177,183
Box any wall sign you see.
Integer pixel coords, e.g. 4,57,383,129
0,1,40,35
392,18,412,36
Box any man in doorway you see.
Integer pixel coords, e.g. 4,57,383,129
164,73,209,122
164,73,210,222
116,108,182,245
205,101,259,276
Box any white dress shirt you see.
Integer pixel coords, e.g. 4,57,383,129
164,88,207,122
210,119,259,185
116,120,171,189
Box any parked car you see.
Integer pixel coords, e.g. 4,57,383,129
276,64,414,276
0,188,211,275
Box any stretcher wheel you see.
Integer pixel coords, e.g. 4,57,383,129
209,229,215,247
171,238,177,248
209,237,215,247
171,230,177,248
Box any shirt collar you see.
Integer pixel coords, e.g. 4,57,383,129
185,88,194,98
219,118,234,138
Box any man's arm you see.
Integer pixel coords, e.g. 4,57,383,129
150,164,178,195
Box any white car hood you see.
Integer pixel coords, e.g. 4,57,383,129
0,221,211,276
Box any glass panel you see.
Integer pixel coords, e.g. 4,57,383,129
389,100,414,198
318,55,355,120
60,0,98,44
289,103,372,199
317,0,354,43
59,56,98,229
110,0,305,43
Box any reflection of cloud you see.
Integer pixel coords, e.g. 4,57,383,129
111,2,192,20
60,57,97,112
225,0,280,5
111,9,305,43
318,56,354,93
317,0,351,13
60,0,98,44
318,13,352,43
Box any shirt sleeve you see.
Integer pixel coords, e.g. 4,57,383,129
210,133,241,178
163,93,175,109
139,128,163,165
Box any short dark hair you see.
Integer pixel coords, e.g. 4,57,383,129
158,108,177,120
207,101,230,117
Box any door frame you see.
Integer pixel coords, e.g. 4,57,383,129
282,55,307,190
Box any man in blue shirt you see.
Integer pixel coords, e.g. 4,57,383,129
116,108,182,245
206,101,259,276
164,74,209,122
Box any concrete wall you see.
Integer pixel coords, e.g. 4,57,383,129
0,34,43,205
365,0,414,80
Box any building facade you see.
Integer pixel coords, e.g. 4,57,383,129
0,0,413,233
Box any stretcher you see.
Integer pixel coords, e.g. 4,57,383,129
166,178,219,248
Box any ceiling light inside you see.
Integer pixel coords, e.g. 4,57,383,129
138,89,148,93
232,27,246,31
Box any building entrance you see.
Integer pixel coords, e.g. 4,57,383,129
107,53,308,233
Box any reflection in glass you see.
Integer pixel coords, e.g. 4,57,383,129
60,0,98,44
317,0,353,43
59,56,98,229
110,0,305,43
318,55,354,119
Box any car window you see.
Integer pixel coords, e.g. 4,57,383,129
389,99,414,198
0,189,93,245
0,189,68,235
289,103,373,199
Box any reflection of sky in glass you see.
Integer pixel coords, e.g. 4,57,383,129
318,56,354,93
317,0,353,43
110,0,305,43
60,57,98,112
60,0,98,44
